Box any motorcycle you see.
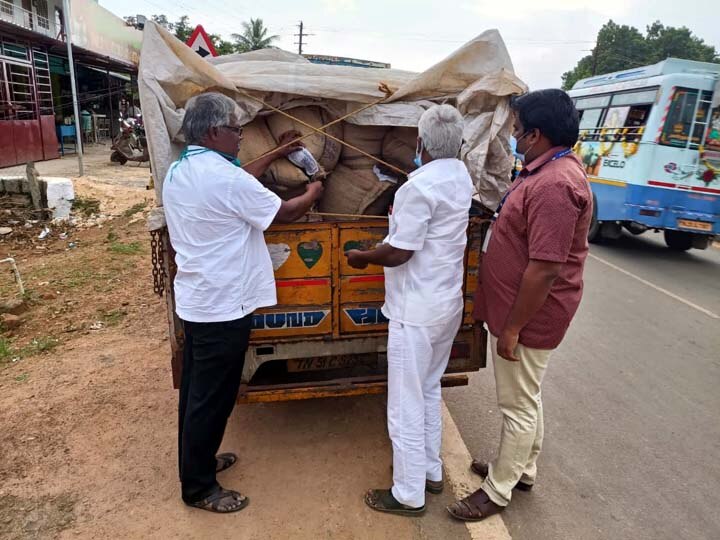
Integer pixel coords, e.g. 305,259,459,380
110,115,149,165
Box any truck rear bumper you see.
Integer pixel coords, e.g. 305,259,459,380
237,373,470,403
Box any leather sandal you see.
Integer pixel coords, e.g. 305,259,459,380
216,452,238,473
470,460,533,492
446,488,504,522
187,487,249,514
425,478,444,495
364,489,425,517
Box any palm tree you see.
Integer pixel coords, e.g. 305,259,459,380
232,18,279,53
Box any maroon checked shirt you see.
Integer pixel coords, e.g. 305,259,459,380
473,146,592,350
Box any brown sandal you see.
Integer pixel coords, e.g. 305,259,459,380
470,460,533,491
446,488,504,522
216,452,238,473
187,487,249,514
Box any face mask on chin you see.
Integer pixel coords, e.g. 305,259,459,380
413,139,424,168
513,130,534,163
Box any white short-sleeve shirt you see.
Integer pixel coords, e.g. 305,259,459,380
162,146,282,323
382,158,474,327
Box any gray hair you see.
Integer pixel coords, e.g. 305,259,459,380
418,104,464,159
182,92,239,145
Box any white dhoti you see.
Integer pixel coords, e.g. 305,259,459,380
387,311,463,508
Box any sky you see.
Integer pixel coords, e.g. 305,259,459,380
103,0,720,89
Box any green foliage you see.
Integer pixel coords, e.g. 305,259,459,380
109,241,142,255
562,20,719,90
122,201,147,218
0,337,12,362
25,336,59,355
99,309,127,327
72,196,101,218
231,18,279,53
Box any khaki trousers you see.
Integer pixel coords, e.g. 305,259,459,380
482,333,553,507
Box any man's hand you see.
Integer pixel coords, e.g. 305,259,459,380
497,327,520,362
275,130,304,157
305,180,324,201
345,249,369,269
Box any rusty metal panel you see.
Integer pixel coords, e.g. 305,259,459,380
12,120,44,163
340,274,385,304
236,374,469,403
40,115,59,160
275,277,331,305
338,225,388,276
265,227,332,278
0,121,17,167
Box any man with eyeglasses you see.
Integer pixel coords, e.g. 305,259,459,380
163,92,323,514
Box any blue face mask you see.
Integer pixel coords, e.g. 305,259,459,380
511,131,533,163
413,140,424,168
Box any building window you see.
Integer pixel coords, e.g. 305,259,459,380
0,0,14,17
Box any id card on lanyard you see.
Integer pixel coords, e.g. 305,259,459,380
482,148,572,254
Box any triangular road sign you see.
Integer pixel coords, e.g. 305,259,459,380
186,25,218,57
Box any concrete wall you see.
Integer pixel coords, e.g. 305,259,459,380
0,176,74,221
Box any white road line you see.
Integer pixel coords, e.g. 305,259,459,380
588,253,720,320
441,401,512,540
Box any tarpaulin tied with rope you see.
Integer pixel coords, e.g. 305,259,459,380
138,21,527,231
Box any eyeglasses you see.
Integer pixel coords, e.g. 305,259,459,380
220,125,243,136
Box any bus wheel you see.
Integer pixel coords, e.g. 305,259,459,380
664,230,693,251
588,194,602,243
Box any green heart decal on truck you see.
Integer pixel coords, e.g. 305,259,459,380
297,240,323,269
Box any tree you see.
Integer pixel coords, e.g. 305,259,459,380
150,14,173,32
231,18,279,53
210,34,235,56
645,22,718,64
561,20,719,90
173,15,194,43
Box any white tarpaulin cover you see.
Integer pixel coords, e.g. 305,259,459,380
138,22,527,229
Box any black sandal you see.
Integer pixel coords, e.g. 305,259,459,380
216,452,238,473
364,489,425,517
187,487,249,514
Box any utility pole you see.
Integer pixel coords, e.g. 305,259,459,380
62,0,84,176
591,43,600,76
294,21,313,55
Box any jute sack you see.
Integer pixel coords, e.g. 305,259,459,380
381,127,418,174
266,106,343,183
237,117,277,185
318,164,393,215
341,122,389,169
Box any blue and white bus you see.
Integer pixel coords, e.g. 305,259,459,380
569,58,720,250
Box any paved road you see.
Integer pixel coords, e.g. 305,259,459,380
444,230,720,540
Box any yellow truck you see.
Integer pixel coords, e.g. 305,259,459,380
139,23,525,403
156,215,488,403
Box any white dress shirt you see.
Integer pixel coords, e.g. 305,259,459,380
163,146,282,323
381,158,474,327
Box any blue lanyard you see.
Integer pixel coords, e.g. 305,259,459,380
168,146,242,182
492,148,572,221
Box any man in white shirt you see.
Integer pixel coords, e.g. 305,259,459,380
345,104,473,516
163,92,323,514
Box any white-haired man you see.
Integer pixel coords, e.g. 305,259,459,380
163,92,323,514
345,104,473,516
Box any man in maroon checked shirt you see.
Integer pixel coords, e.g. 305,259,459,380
447,89,592,522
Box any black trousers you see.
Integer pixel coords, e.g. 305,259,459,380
178,315,252,503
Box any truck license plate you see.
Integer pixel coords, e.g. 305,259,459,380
288,356,360,372
677,219,712,232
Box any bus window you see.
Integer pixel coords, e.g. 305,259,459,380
579,108,603,138
690,91,713,149
706,108,720,152
609,89,656,142
660,88,701,148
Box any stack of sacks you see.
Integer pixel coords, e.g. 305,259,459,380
237,106,342,191
239,113,422,217
319,122,396,216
